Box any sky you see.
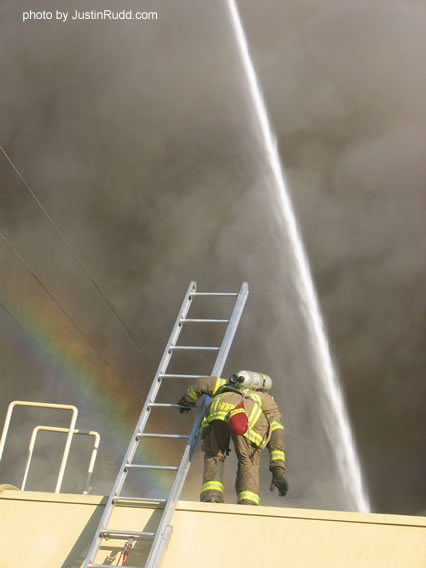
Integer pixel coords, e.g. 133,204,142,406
0,0,425,516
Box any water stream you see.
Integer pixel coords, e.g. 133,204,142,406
226,0,370,512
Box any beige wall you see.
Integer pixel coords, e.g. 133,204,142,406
0,489,425,567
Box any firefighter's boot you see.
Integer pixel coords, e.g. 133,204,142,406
200,455,225,503
234,435,262,506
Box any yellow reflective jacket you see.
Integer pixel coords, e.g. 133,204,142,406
182,376,286,470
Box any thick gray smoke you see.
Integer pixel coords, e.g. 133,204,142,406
240,0,426,513
0,0,424,513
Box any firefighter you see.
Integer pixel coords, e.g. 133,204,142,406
177,371,288,506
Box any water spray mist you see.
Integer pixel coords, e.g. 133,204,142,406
226,0,370,512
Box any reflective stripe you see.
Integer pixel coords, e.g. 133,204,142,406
210,394,230,419
247,392,262,408
211,410,229,420
187,385,200,402
200,392,234,435
187,378,227,406
201,481,224,494
270,421,284,432
238,490,259,505
200,393,230,435
270,450,285,462
247,401,262,428
243,398,265,448
245,428,264,447
210,395,221,414
212,377,228,396
200,413,228,435
202,410,228,425
229,406,246,418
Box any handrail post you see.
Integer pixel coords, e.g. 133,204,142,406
21,426,100,493
0,401,78,493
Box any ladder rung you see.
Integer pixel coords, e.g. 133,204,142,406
88,565,143,568
181,318,229,323
159,374,201,379
170,345,220,351
100,529,155,540
137,433,190,439
148,402,186,408
89,566,144,568
113,496,167,505
191,292,238,296
125,464,179,471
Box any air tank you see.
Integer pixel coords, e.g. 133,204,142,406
237,370,272,391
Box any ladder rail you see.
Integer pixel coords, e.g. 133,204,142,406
83,281,197,567
145,282,249,568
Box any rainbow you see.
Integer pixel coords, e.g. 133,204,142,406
1,283,185,498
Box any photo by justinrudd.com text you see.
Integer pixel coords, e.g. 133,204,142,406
22,9,159,23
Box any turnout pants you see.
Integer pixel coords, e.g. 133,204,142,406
200,420,262,505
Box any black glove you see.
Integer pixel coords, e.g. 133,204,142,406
177,396,193,414
270,467,288,497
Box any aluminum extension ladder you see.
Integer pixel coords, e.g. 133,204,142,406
84,281,249,568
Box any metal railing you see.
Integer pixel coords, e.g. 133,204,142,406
0,401,78,493
21,425,100,494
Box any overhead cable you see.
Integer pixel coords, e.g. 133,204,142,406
0,144,145,356
0,301,33,341
0,231,115,373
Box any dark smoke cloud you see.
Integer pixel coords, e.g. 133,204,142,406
0,0,424,513
241,0,426,513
